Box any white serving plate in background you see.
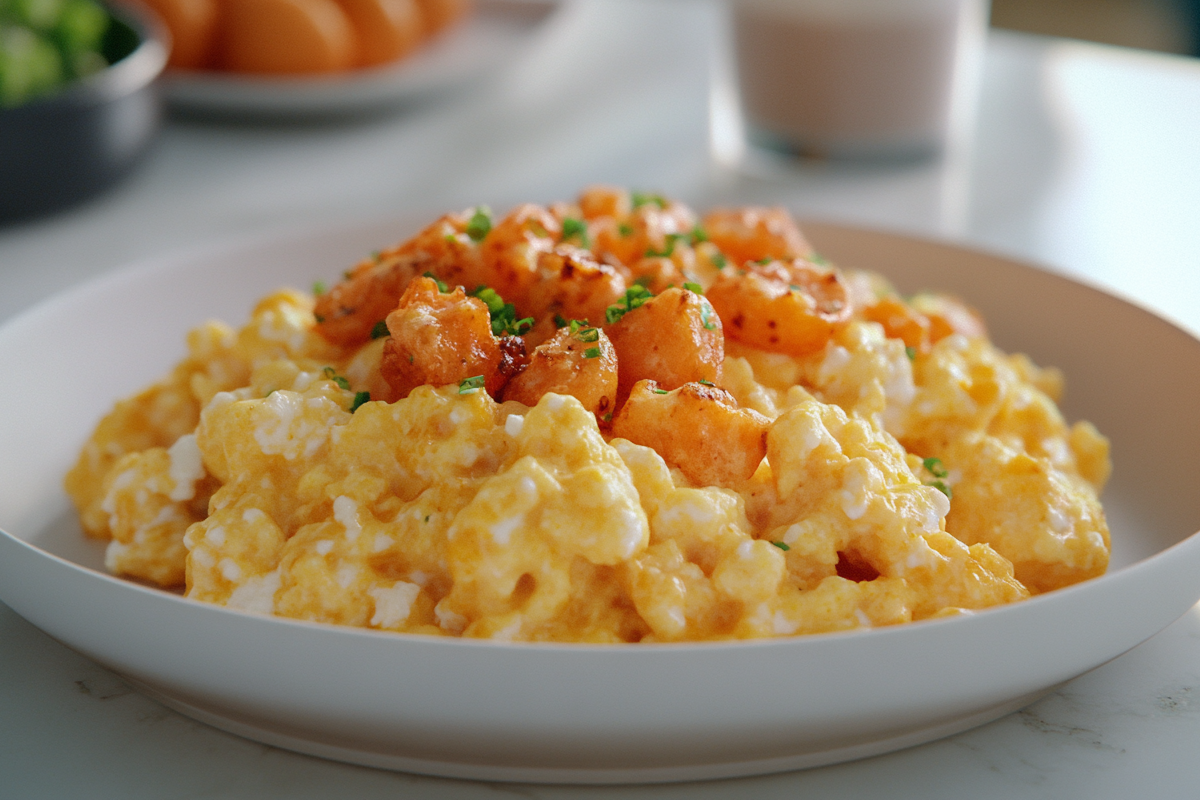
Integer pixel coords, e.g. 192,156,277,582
163,0,558,118
1,217,1199,784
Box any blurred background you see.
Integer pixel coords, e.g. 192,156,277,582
992,0,1200,55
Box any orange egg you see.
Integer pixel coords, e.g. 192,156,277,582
136,0,219,69
335,0,423,67
218,0,357,74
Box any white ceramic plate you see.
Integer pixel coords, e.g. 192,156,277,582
2,218,1200,784
162,1,558,118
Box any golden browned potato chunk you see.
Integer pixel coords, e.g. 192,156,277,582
503,325,618,417
605,286,724,399
381,276,503,399
315,210,486,347
590,192,697,269
707,259,850,356
523,246,627,329
862,295,933,355
701,206,812,266
909,292,987,343
479,203,561,306
612,380,769,487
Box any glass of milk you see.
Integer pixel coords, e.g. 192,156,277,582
731,0,990,160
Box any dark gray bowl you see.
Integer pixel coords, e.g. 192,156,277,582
0,4,168,223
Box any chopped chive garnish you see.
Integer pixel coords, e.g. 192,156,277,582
470,285,532,336
755,257,773,265
350,391,371,412
905,346,917,360
698,378,714,386
312,280,327,296
371,320,389,339
314,314,325,324
561,217,590,248
930,480,953,499
712,252,727,269
583,346,601,359
923,457,948,478
602,412,613,422
605,285,654,324
691,224,708,243
652,388,668,395
466,207,493,242
810,253,830,266
459,375,485,394
631,191,666,209
423,272,450,293
633,275,653,288
771,541,790,551
645,232,695,259
618,222,634,237
700,303,716,331
322,367,350,391
471,286,506,315
575,327,600,343
683,282,703,295
554,313,569,328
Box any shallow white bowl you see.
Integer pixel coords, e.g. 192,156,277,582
1,218,1199,784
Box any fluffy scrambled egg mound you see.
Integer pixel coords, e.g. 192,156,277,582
65,188,1111,642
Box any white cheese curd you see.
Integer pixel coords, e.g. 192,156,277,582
103,540,129,571
167,434,204,501
773,611,799,635
1048,505,1073,535
253,391,304,455
292,369,320,392
819,345,852,382
314,540,334,556
854,609,873,628
369,582,422,628
491,617,524,641
205,525,227,548
504,414,525,437
489,515,523,546
335,563,359,589
100,468,137,516
839,463,872,521
617,507,647,558
226,568,282,614
435,603,468,634
219,558,242,582
333,496,361,542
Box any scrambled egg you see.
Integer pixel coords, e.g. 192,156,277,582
65,192,1110,642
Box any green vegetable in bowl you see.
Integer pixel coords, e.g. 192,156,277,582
0,0,112,108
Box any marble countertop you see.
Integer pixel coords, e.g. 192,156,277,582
3,2,1200,797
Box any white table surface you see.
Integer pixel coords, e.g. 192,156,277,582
3,2,1200,797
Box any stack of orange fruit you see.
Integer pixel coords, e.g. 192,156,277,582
134,0,470,74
